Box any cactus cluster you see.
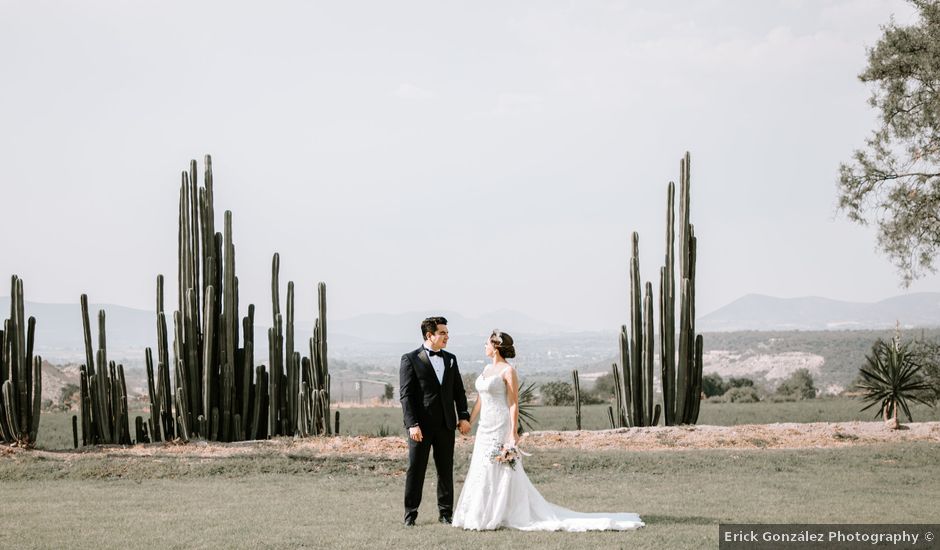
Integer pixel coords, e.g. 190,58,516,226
0,275,42,447
610,152,703,427
153,156,331,441
76,155,331,446
76,296,136,445
268,256,332,438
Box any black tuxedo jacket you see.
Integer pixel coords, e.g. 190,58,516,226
399,346,470,433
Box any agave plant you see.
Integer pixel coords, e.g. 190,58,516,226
857,338,933,428
517,381,538,435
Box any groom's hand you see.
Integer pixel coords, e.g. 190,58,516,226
457,420,470,435
408,426,423,442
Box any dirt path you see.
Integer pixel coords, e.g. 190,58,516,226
6,421,939,462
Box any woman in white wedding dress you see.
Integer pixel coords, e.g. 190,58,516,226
452,330,645,532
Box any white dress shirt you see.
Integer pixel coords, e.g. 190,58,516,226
424,346,445,384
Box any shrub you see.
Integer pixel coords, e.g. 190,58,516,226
776,368,817,400
909,339,940,405
768,393,796,403
703,373,725,397
46,383,81,412
540,381,574,406
580,391,607,405
722,386,760,403
858,338,933,426
727,376,755,389
592,373,616,398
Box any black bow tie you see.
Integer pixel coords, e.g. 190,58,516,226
427,349,444,357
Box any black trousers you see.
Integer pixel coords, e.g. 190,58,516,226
403,426,455,521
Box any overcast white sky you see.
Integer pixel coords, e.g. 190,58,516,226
2,0,938,331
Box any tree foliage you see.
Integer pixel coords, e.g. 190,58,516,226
776,368,817,400
722,386,761,403
592,372,616,397
909,337,940,403
703,373,725,397
540,381,574,406
702,373,756,397
838,0,940,284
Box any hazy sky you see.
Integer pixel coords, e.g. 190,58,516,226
2,0,938,332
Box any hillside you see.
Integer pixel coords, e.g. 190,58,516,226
698,293,940,331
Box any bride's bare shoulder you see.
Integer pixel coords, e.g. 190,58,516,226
499,363,517,379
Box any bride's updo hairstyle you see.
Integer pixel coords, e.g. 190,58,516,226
489,329,516,359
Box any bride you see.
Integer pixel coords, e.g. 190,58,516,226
452,330,645,532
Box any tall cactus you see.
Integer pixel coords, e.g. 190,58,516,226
612,152,702,427
73,155,329,446
144,348,160,442
612,234,660,427
617,326,631,426
628,234,643,425
158,155,328,442
316,282,330,435
671,152,703,424
269,253,283,437
1,275,42,447
297,282,330,436
241,304,254,439
155,275,174,440
661,181,676,426
572,370,582,430
77,295,134,444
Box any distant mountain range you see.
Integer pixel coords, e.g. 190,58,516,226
697,292,940,332
2,292,938,362
0,298,568,362
328,309,568,344
0,298,155,355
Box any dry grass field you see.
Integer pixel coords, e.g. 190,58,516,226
31,397,940,450
3,397,938,548
2,417,939,549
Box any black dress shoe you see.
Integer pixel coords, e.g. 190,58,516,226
439,515,453,525
404,517,416,526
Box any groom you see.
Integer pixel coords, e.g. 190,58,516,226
399,316,471,526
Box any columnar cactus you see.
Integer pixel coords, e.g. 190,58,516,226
76,295,131,444
155,275,174,440
671,153,703,425
660,181,677,425
612,236,661,427
572,370,582,430
612,152,702,427
144,348,159,442
1,275,43,447
296,282,330,436
73,155,330,446
608,362,624,428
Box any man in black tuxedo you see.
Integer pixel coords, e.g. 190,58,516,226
399,316,471,526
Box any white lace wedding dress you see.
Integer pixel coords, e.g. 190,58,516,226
452,371,645,531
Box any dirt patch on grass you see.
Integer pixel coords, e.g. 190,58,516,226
7,421,940,461
523,421,940,452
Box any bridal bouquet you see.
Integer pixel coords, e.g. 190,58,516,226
489,442,530,470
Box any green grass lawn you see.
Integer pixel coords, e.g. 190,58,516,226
1,442,937,549
35,397,940,451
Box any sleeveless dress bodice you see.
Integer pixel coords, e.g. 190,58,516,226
452,369,645,532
